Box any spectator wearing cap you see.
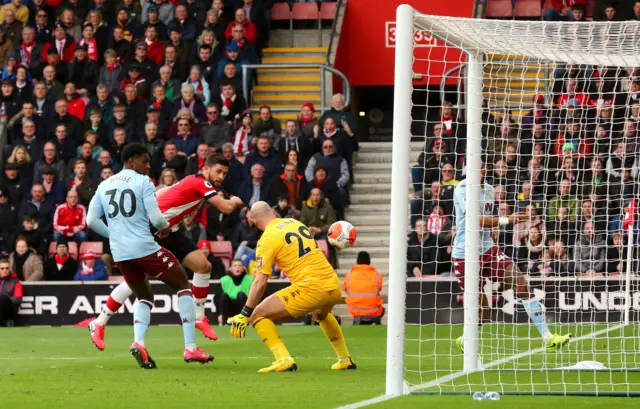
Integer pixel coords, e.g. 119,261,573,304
141,26,164,65
216,41,249,82
119,0,141,25
0,6,23,49
53,188,87,244
40,166,65,205
73,249,107,281
0,258,21,326
0,29,13,68
142,0,174,26
141,4,169,41
112,7,135,43
123,41,160,85
167,4,197,42
107,25,133,63
98,49,123,94
9,236,43,281
120,63,148,101
42,22,75,63
217,258,253,324
212,80,247,124
3,162,28,205
225,8,256,44
78,22,98,61
67,43,99,95
298,102,318,140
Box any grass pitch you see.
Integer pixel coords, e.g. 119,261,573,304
1,324,640,409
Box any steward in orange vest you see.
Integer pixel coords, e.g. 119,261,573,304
343,251,383,317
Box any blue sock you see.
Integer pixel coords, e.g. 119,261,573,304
179,293,197,351
133,301,152,346
521,298,551,341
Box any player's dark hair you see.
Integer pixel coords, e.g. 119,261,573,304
121,142,149,164
205,155,230,168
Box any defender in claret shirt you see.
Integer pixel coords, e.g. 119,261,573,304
88,156,243,351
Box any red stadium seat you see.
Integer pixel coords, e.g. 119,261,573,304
586,0,595,17
271,2,291,21
292,2,319,20
49,241,78,259
514,0,542,17
209,241,233,267
486,0,514,18
320,2,337,20
542,0,553,12
80,242,103,257
317,240,329,259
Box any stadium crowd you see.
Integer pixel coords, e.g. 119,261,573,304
0,0,358,296
409,57,640,278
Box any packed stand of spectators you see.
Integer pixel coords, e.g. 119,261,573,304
544,1,640,23
0,0,354,286
408,57,640,278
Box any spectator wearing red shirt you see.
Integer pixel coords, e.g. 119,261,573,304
143,26,163,64
53,189,87,244
63,82,86,121
544,0,586,21
0,258,21,326
556,79,590,107
185,143,210,176
224,8,256,44
43,22,75,63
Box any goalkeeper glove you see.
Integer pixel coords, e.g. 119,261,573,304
227,305,253,338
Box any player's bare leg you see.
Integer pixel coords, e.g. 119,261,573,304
313,309,356,370
126,279,157,369
89,281,134,350
503,264,571,350
182,250,218,340
249,294,298,373
160,263,214,364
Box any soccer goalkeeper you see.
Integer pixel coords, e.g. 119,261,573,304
227,201,356,373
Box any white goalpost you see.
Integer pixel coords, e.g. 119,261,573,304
387,4,640,397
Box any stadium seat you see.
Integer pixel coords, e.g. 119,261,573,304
320,1,337,20
514,0,542,17
80,242,103,257
317,240,329,259
292,2,319,20
486,0,514,18
209,241,233,268
49,241,78,259
586,0,595,17
271,2,291,22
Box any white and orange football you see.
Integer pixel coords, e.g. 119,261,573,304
327,221,356,250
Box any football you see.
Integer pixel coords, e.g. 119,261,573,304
327,221,356,250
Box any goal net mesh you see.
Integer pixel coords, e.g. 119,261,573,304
404,15,640,395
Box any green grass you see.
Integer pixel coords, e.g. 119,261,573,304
1,324,640,409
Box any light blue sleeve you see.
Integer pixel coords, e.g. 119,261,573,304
87,191,110,238
142,177,170,231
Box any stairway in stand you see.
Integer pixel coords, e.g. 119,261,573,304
253,47,327,122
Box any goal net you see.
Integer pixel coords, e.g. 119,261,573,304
387,5,640,397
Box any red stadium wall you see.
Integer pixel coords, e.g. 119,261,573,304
334,0,476,87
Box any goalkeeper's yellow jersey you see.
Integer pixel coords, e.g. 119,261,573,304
255,218,340,290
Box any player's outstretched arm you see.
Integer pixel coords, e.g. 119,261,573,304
143,178,170,231
479,211,529,228
208,194,244,214
227,272,268,338
87,194,110,238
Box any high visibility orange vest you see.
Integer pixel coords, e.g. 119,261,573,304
343,264,383,317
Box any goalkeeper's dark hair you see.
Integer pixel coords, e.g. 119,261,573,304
205,154,230,168
122,143,150,164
